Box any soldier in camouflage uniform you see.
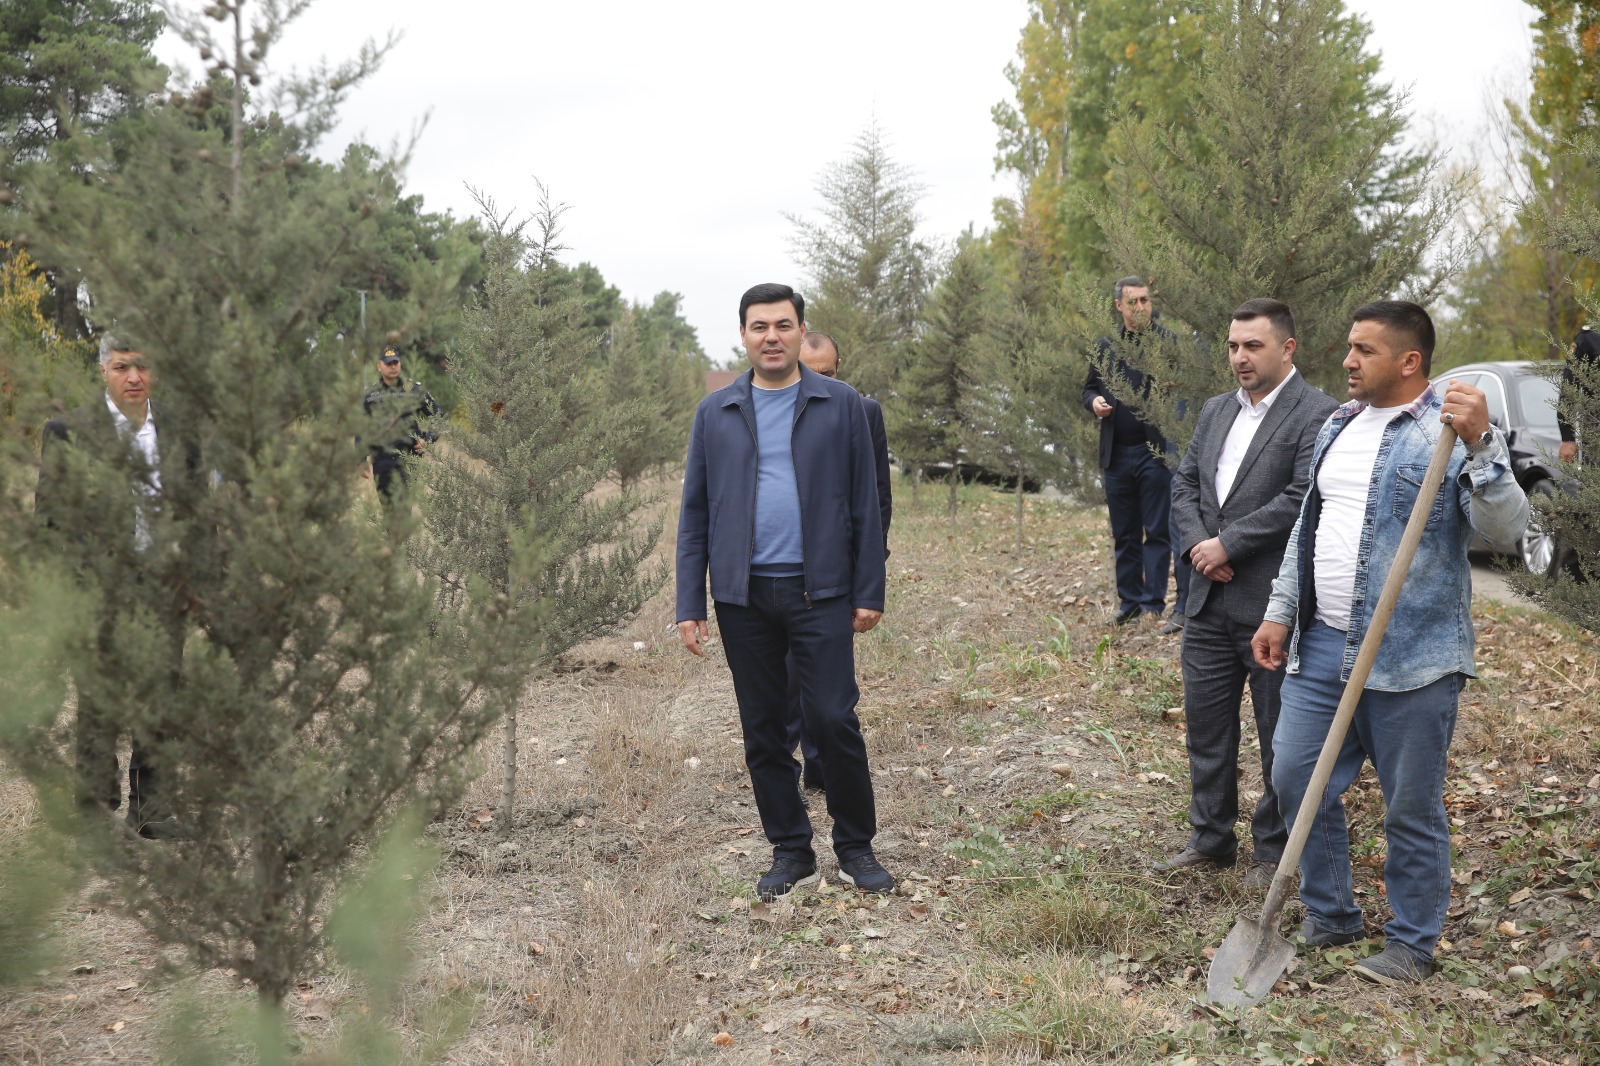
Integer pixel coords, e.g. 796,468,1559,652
362,345,439,501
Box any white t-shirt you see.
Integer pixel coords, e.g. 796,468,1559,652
1313,403,1406,632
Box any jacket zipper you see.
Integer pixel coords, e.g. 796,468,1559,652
794,395,811,607
740,399,759,595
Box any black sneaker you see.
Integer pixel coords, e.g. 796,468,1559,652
838,852,895,894
1296,918,1363,948
1352,942,1433,985
757,856,818,902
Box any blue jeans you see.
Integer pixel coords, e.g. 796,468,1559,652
715,577,877,863
1272,621,1461,958
1104,443,1172,614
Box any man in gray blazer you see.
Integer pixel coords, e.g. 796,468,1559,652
1156,299,1337,885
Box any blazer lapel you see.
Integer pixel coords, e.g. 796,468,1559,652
1201,399,1239,506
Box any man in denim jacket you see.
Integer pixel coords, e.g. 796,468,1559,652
1251,301,1528,985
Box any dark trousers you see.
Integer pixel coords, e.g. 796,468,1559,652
1104,442,1172,614
374,460,408,502
1179,595,1287,862
715,577,876,863
783,654,823,788
76,615,165,827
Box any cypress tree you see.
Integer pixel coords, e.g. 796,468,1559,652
420,188,664,831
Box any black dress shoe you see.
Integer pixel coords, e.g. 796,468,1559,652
1113,605,1142,626
1150,846,1236,873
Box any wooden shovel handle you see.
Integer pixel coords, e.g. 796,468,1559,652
1259,423,1459,925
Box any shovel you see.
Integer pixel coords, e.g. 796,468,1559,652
1206,422,1459,1008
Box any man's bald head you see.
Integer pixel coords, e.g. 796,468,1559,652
802,331,840,378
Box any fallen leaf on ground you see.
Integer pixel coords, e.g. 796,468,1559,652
712,1032,734,1047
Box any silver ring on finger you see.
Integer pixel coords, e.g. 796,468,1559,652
1444,411,1455,424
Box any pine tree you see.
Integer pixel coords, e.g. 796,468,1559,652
421,188,664,831
596,300,702,494
971,224,1078,550
1083,0,1459,447
0,0,536,1019
788,122,938,399
888,231,993,524
0,0,166,338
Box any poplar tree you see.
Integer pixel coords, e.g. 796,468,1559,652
1084,0,1459,448
421,190,664,831
0,0,536,1022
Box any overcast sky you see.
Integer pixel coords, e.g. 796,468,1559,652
156,1,1536,355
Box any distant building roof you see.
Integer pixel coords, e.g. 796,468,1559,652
704,369,741,394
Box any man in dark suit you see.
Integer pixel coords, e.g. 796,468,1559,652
786,330,892,795
1158,299,1336,885
1084,276,1178,625
37,335,189,839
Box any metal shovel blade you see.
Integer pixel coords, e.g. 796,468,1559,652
1206,916,1296,1008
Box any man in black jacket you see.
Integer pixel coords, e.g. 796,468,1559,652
1084,276,1176,626
37,335,187,838
1558,324,1598,463
676,284,892,901
362,345,439,501
786,330,893,795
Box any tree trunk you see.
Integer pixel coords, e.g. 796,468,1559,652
946,455,959,531
910,464,921,506
1014,469,1025,555
500,708,517,834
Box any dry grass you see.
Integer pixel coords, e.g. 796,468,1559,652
5,479,1600,1064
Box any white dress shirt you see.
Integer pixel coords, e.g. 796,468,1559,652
105,392,160,547
1214,367,1297,503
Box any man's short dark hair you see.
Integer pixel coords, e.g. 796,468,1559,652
740,283,804,328
803,330,841,362
1232,298,1297,344
1352,300,1435,374
1113,276,1147,302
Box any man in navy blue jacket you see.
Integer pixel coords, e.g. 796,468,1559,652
677,284,892,901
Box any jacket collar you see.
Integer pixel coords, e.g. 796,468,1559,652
721,363,834,408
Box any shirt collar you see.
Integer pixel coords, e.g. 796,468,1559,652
1234,366,1297,413
1331,382,1438,425
104,391,153,432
